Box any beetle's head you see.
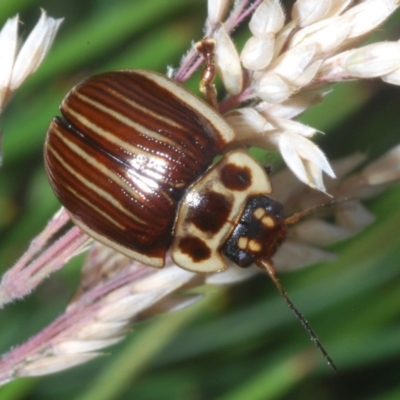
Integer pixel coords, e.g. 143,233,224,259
222,195,287,268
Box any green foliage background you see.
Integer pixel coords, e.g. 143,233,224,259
1,1,400,399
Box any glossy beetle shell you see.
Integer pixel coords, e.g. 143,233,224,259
44,70,235,267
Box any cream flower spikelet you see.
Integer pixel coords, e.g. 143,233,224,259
212,0,400,191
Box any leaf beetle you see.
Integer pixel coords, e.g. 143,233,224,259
44,39,335,369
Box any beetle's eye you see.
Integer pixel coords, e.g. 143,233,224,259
264,197,284,218
235,251,254,268
222,195,287,268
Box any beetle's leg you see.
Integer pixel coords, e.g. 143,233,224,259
196,39,218,109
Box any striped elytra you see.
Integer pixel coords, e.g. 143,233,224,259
44,70,235,267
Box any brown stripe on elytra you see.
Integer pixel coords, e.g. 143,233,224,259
220,163,252,191
74,91,183,148
50,117,176,210
58,106,196,199
60,73,220,190
45,117,175,258
69,89,191,157
61,95,187,168
100,72,223,149
57,107,199,202
186,191,233,234
61,93,184,156
65,95,198,187
66,72,222,159
46,119,150,223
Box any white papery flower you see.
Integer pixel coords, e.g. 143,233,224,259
292,0,351,27
207,0,231,28
0,10,63,111
270,131,335,191
218,0,400,192
213,25,243,95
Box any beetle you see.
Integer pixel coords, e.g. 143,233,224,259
44,40,335,369
44,69,288,273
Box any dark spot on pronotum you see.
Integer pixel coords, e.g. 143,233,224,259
187,191,232,233
220,163,252,191
178,236,211,262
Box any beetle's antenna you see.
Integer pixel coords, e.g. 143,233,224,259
285,198,352,225
256,258,337,371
